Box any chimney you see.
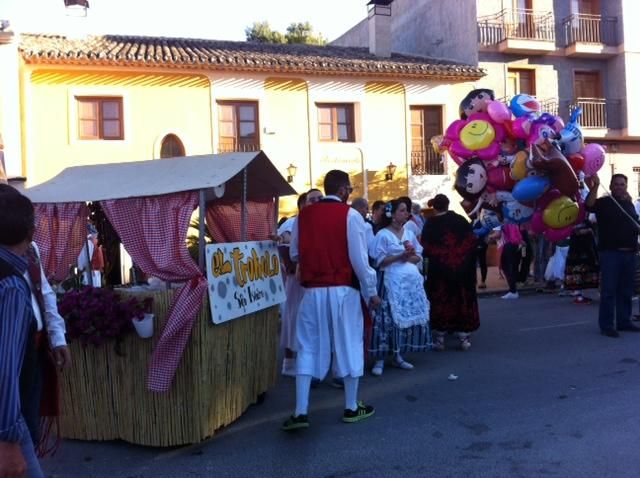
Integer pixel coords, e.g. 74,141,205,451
63,0,90,39
367,0,393,58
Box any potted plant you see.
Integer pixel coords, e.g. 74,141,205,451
129,296,155,339
58,286,154,347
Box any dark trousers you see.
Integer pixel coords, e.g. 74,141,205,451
518,231,533,282
22,359,43,446
501,244,520,293
599,250,635,331
477,242,488,283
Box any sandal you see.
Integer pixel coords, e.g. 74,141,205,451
459,337,471,351
371,361,384,376
478,283,487,289
391,358,414,370
433,336,445,352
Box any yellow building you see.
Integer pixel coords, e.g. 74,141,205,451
1,24,483,215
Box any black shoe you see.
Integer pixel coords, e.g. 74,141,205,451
282,414,309,431
342,401,375,423
601,329,620,338
617,324,640,332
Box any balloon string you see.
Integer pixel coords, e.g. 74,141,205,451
597,183,640,232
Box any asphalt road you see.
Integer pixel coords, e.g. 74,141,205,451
42,292,640,478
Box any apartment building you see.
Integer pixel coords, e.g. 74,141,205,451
334,0,640,195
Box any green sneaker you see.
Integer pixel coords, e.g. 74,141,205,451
342,401,375,423
282,414,309,431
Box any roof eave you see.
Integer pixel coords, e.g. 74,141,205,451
20,57,485,82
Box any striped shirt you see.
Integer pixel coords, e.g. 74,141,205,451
0,246,33,442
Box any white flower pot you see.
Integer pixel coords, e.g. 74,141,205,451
132,313,154,339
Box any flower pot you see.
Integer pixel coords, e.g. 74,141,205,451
132,313,154,339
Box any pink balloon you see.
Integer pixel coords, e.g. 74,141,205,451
487,101,511,123
581,143,605,177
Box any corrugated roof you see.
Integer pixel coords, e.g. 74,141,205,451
19,33,485,80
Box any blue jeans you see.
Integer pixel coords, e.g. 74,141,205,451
17,417,44,478
599,250,635,331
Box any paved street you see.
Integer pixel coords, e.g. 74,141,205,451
42,292,640,478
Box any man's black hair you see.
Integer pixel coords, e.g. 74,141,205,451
324,170,350,196
372,200,385,212
0,184,35,246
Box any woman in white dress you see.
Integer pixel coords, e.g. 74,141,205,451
369,199,431,376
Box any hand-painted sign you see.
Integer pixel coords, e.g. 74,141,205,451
206,240,285,324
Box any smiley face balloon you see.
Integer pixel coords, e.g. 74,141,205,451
542,196,579,229
460,120,496,151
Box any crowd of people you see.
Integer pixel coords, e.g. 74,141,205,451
275,169,640,431
275,170,481,431
481,173,640,335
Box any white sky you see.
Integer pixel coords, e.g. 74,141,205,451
1,0,368,42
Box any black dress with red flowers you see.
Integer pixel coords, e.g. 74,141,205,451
421,211,480,333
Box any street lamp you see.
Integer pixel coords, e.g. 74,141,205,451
385,162,397,181
286,163,297,183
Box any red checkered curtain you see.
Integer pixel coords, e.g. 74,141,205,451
33,202,89,282
206,198,275,242
101,191,207,392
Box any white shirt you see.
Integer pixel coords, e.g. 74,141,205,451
23,243,67,348
404,219,421,239
364,220,375,254
290,196,378,301
277,216,297,237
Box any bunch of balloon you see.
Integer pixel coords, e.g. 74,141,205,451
433,89,605,242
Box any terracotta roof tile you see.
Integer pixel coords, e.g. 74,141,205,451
19,33,485,80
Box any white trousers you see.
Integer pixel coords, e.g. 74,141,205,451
279,273,305,350
296,286,364,379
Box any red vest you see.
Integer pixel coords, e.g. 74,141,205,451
298,201,355,288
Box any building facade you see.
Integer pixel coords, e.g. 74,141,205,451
334,0,640,196
0,7,483,214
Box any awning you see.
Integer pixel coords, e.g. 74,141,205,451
22,151,297,203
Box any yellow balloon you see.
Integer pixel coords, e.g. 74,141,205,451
510,151,528,180
543,196,579,229
460,120,495,151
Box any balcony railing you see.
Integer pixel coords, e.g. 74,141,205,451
562,14,618,46
411,149,445,176
216,142,261,154
558,98,623,129
478,8,555,45
498,96,559,116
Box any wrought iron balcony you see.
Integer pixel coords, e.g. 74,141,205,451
216,142,261,154
559,98,623,130
562,14,618,46
411,149,445,176
478,8,555,46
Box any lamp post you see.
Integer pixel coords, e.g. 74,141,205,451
286,163,297,183
385,162,397,181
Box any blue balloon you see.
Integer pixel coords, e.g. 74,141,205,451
502,200,534,225
512,176,551,202
510,94,541,118
558,107,583,156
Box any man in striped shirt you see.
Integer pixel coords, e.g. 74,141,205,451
0,189,43,477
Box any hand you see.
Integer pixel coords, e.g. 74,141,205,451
53,346,71,371
369,295,381,310
0,441,26,478
585,174,599,190
269,234,281,243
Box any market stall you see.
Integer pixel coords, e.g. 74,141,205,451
23,151,296,446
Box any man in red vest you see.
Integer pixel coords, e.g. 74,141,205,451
282,170,380,430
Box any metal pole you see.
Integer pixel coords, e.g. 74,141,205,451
273,195,280,235
241,167,248,241
198,189,206,272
